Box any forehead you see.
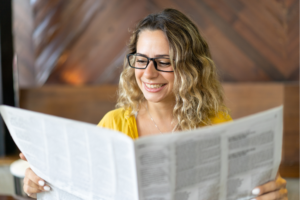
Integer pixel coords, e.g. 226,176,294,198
136,30,170,56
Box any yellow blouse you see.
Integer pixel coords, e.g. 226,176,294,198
98,108,232,139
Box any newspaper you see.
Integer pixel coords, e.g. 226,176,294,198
0,105,283,200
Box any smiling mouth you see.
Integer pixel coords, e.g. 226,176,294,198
145,83,167,89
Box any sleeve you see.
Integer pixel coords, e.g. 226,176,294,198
97,111,117,130
97,109,138,139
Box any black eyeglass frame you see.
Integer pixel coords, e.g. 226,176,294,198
126,53,174,72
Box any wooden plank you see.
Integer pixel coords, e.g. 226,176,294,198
0,153,19,166
19,85,119,124
237,8,285,57
279,164,299,177
150,0,181,11
21,84,291,122
13,0,299,86
282,84,299,167
241,0,285,34
173,0,212,30
288,66,299,80
223,0,245,11
46,0,148,85
233,20,286,72
223,83,284,119
0,195,18,200
193,0,285,80
205,26,270,81
260,0,285,16
202,0,237,24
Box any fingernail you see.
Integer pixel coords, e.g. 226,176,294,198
27,193,31,196
38,180,45,186
252,188,260,195
44,186,51,191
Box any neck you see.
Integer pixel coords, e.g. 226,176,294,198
146,100,176,124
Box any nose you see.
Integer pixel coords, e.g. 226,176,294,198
143,60,158,78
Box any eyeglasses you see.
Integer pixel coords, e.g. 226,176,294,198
127,53,174,72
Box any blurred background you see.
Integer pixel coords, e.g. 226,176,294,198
0,0,299,199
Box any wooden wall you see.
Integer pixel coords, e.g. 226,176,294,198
19,83,299,177
13,0,299,87
12,0,300,178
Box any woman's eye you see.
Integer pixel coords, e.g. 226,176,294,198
137,60,147,63
159,62,171,66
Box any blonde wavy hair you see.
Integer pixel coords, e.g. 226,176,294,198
117,8,229,131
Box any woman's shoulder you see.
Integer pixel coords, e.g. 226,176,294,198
97,108,138,139
98,108,131,126
103,108,129,118
210,111,232,125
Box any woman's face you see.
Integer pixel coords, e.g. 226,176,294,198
135,30,175,104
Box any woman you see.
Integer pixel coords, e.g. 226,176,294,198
22,8,287,199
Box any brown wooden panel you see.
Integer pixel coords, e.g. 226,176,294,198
13,0,299,87
0,195,18,200
281,84,299,171
223,83,284,119
279,164,299,177
19,85,118,124
0,153,19,165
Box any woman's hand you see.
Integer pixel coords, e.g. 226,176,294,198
19,153,51,198
251,174,288,200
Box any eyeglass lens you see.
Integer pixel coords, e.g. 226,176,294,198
128,54,173,72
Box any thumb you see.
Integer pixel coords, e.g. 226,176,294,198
19,153,27,161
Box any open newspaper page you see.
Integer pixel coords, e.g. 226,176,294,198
134,106,283,200
0,105,139,200
225,107,282,200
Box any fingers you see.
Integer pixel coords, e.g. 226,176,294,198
252,175,286,195
251,174,288,200
25,168,42,186
24,176,48,191
252,188,288,200
23,168,51,196
19,153,27,161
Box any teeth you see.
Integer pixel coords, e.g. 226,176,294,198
145,83,164,89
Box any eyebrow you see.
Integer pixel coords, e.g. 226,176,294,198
136,53,170,58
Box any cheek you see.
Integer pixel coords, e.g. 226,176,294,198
166,74,175,92
135,69,142,85
166,74,175,86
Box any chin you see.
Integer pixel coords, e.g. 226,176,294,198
142,93,163,103
144,96,164,103
143,92,174,104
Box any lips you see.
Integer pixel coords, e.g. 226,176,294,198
143,82,167,92
145,83,165,88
